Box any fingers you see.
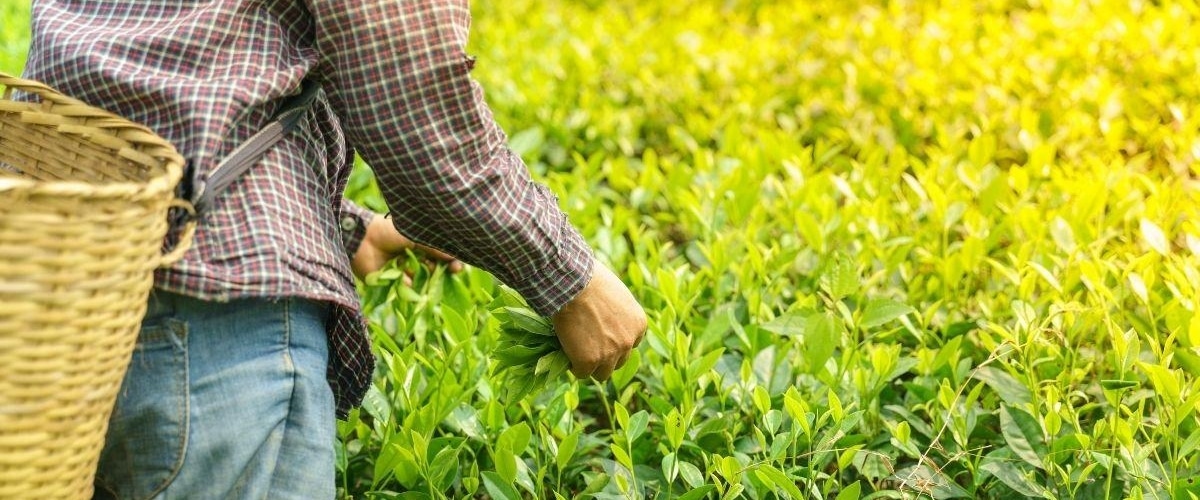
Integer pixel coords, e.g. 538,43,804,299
569,364,594,379
551,257,647,383
372,214,463,274
413,244,464,274
593,327,644,380
569,360,616,381
417,244,456,263
569,347,637,381
591,363,616,382
614,352,630,370
562,333,646,382
438,258,464,274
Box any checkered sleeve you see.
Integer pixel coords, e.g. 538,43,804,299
306,0,593,315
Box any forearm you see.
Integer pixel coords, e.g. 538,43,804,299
381,154,596,315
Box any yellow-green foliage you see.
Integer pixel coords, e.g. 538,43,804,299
393,0,1200,497
7,0,1200,497
0,1,30,73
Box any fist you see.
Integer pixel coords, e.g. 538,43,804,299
551,259,647,381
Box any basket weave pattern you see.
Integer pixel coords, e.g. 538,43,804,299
0,72,191,499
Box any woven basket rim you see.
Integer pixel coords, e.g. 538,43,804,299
0,71,185,200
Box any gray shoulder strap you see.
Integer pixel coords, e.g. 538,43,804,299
192,80,322,215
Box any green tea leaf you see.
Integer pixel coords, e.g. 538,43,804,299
1140,218,1170,256
389,445,421,489
1000,405,1046,470
373,442,403,488
580,472,610,495
664,409,687,450
493,445,517,485
445,404,486,441
611,443,633,470
1173,477,1200,500
489,292,567,405
1049,216,1076,253
754,463,805,499
534,350,570,377
481,471,521,500
677,485,717,500
1139,362,1181,402
1100,379,1139,391
803,312,839,373
508,126,545,157
441,306,472,341
679,460,705,489
494,344,554,370
688,347,725,379
981,457,1043,497
762,311,807,337
662,452,678,482
795,210,825,252
362,385,392,423
498,422,532,454
626,410,650,443
893,465,971,499
823,254,859,301
836,480,862,500
428,446,460,492
971,366,1032,406
504,306,555,335
611,347,641,388
1175,348,1200,379
860,299,914,328
555,430,579,471
752,385,771,415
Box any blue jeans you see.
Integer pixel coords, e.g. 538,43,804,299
94,291,336,499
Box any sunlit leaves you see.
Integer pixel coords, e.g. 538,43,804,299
344,0,1200,492
489,288,571,401
803,312,839,374
56,0,1193,496
860,299,914,329
1141,218,1171,256
1000,405,1047,470
973,368,1029,406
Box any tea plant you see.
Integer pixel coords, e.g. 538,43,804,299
0,0,29,75
6,0,1200,498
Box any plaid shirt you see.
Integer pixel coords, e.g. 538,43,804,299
23,0,594,414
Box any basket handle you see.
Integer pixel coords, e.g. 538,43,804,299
159,199,197,267
0,71,90,107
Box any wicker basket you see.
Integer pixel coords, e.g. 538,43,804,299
0,72,194,499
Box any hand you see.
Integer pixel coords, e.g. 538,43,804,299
552,258,647,381
351,214,464,280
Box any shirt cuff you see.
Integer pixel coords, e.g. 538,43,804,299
338,198,374,258
508,213,595,317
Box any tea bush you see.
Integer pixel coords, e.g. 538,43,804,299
6,0,1200,498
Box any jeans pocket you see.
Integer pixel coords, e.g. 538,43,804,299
94,318,189,500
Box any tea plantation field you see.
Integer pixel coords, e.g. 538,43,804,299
4,0,1200,498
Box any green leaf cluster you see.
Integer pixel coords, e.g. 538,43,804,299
490,287,571,402
8,0,1200,498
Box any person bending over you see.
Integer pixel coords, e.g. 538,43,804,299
24,1,646,498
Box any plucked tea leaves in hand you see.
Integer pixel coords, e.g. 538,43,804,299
489,287,571,401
